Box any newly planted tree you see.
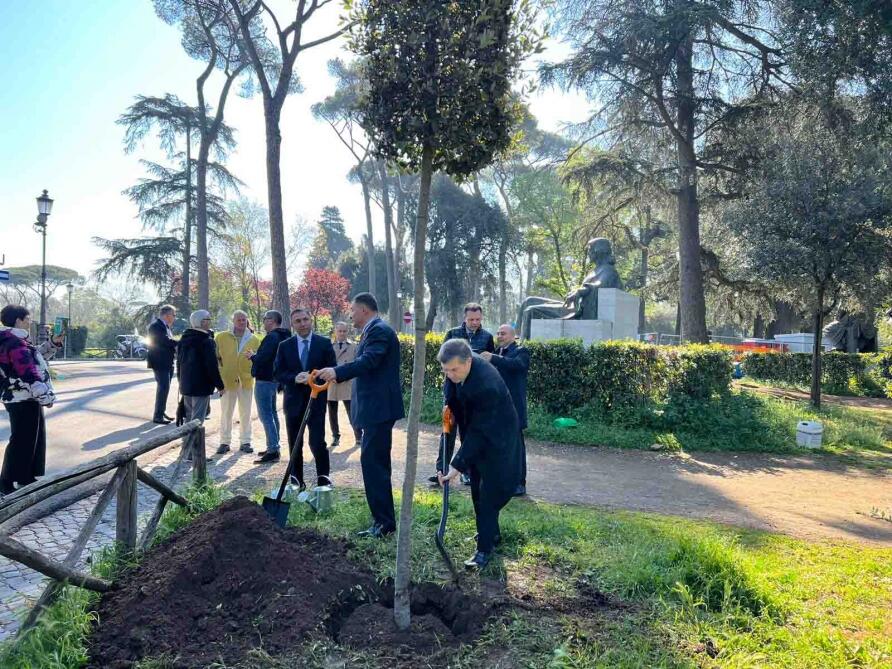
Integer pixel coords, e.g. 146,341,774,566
347,0,539,629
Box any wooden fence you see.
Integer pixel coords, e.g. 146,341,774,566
0,420,207,634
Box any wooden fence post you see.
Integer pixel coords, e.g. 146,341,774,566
192,426,207,484
116,460,138,552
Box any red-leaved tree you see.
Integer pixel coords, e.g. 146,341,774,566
290,268,351,326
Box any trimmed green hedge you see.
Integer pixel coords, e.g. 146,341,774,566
399,335,732,416
743,351,890,397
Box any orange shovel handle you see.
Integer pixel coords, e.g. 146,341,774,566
308,370,330,398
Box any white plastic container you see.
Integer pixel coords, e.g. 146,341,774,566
796,420,823,448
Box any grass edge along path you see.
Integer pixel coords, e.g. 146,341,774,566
2,484,890,668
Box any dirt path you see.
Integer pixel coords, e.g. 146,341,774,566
218,409,892,547
736,381,892,411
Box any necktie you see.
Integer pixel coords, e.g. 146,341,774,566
300,338,309,369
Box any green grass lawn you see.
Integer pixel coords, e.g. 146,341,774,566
5,485,890,668
417,387,892,469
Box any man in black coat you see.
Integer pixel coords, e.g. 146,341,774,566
317,293,404,538
438,338,521,569
482,324,530,496
435,302,496,487
176,310,225,424
147,304,178,424
274,307,337,490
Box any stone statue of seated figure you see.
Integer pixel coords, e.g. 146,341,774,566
518,237,623,339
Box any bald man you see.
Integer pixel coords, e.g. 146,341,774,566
481,324,529,496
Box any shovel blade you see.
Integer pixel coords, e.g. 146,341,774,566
261,495,291,528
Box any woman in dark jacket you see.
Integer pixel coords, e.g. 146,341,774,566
0,305,62,494
176,310,225,423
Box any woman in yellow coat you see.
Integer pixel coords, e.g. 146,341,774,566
214,310,262,454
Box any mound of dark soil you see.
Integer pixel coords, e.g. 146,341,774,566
86,496,490,668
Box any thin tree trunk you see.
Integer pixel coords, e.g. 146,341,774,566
638,209,649,332
264,106,290,317
182,126,192,312
379,162,400,327
426,283,439,331
525,249,534,299
394,144,433,632
359,173,377,297
639,245,649,333
811,286,825,408
498,238,507,325
675,28,708,343
195,141,211,310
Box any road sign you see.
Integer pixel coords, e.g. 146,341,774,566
0,269,8,283
403,311,413,324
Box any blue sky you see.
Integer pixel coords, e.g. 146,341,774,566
0,1,590,289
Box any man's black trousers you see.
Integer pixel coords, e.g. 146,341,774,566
327,399,361,442
360,420,396,531
152,367,173,421
284,397,329,485
470,468,511,553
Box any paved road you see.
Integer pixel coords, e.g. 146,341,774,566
0,360,174,474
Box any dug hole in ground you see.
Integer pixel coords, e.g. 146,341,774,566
87,496,579,668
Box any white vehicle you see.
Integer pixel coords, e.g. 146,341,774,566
115,334,149,360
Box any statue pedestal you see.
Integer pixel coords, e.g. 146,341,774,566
597,289,639,341
529,289,639,345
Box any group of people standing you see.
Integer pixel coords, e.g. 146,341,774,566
146,296,529,568
146,304,365,490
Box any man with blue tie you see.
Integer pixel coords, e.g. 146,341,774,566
274,307,337,490
317,293,404,538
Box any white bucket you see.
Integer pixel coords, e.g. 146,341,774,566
796,420,823,448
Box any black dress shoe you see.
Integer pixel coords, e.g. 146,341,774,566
464,551,492,569
331,435,340,447
317,475,333,487
239,443,254,454
290,476,307,492
357,524,394,539
163,413,175,422
513,485,526,497
254,451,280,464
460,473,471,486
153,417,172,425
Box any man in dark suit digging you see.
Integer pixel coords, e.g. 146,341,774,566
437,338,522,569
317,293,404,539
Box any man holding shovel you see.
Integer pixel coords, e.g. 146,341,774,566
437,338,522,569
274,308,337,490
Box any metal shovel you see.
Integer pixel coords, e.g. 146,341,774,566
262,370,329,527
435,406,460,579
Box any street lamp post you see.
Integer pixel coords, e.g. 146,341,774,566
66,281,74,359
34,190,54,343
